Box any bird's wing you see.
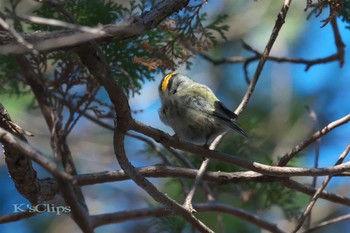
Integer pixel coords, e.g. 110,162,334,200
212,101,237,121
179,85,247,138
179,85,232,120
214,102,248,138
179,85,217,113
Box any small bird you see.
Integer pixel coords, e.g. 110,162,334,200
158,72,247,147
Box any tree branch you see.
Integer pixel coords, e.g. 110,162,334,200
0,211,38,224
90,202,285,233
235,0,293,115
83,46,214,231
0,0,190,54
74,165,350,206
132,119,350,177
201,12,345,83
14,54,91,232
278,113,350,166
292,143,350,232
0,104,40,205
0,127,74,181
70,0,236,230
300,214,350,233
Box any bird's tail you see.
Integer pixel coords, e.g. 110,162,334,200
229,120,248,138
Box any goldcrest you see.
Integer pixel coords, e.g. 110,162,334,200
158,72,247,146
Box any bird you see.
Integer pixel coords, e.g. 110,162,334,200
158,72,247,147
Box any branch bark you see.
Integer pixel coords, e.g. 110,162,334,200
0,0,190,54
90,202,285,233
235,0,293,115
0,127,74,181
132,117,350,177
0,104,40,205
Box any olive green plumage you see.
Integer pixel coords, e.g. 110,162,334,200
159,73,247,146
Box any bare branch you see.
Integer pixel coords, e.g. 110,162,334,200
292,143,350,232
180,135,222,212
0,211,38,224
91,202,285,233
195,203,286,233
201,16,345,80
76,3,215,227
14,54,91,231
74,165,263,186
183,157,213,212
0,104,40,205
74,165,350,207
278,113,350,166
0,13,38,54
280,178,350,206
330,17,345,67
2,12,105,34
300,214,350,233
305,105,321,229
133,120,350,177
90,205,168,228
0,0,192,54
0,128,74,181
70,1,223,230
235,0,293,115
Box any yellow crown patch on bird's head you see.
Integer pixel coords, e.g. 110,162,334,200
161,72,176,92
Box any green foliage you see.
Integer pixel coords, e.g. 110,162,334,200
205,14,229,45
25,0,230,97
30,0,146,96
31,0,127,27
1,0,229,98
151,216,187,233
0,56,29,96
305,0,350,28
255,182,304,219
340,0,350,28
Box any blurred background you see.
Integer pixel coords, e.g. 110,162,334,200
1,0,350,232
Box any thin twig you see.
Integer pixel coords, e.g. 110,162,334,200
166,145,216,200
14,54,91,231
129,133,191,196
83,109,216,204
0,128,74,181
81,111,192,196
300,214,350,233
90,202,285,233
2,12,105,34
0,13,38,54
183,135,223,212
133,116,350,177
305,106,320,189
280,178,350,206
73,165,350,207
183,157,212,212
195,202,286,233
278,113,350,166
0,211,38,224
305,105,321,229
329,17,345,67
201,17,345,83
235,0,293,115
0,0,197,54
292,143,350,232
